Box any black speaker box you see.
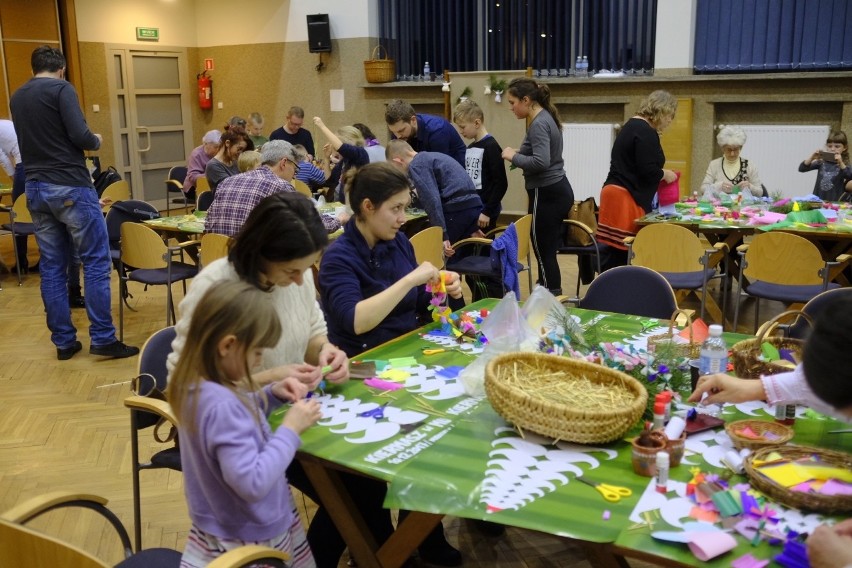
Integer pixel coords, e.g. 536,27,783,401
307,14,331,53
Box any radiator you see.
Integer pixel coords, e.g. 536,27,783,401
718,125,830,200
562,123,617,202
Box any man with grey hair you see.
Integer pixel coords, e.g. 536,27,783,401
182,129,222,200
205,140,343,236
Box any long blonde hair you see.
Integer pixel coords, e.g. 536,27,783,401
167,281,282,432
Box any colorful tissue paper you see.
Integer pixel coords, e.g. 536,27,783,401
687,530,737,561
732,553,770,568
364,378,404,391
436,366,464,378
774,539,809,568
819,479,852,496
689,506,719,523
387,356,418,368
378,369,411,382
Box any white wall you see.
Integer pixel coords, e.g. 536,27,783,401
653,0,697,70
75,0,199,46
75,0,375,46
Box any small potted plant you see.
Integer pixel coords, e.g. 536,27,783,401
456,86,472,103
489,75,508,102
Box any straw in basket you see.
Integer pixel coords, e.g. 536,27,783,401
647,309,701,359
731,311,812,380
744,445,852,514
484,352,647,444
724,419,794,451
364,45,396,83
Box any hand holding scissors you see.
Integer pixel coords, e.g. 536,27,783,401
576,476,632,503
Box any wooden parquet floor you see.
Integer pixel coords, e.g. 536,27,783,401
0,234,775,567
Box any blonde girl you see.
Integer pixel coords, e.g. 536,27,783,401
168,281,321,568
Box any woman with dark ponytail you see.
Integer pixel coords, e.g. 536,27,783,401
501,78,574,295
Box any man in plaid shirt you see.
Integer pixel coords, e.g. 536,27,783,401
205,140,341,236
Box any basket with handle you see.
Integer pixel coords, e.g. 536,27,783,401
730,311,812,379
744,445,852,514
363,45,396,83
484,352,648,444
724,419,794,451
647,309,700,359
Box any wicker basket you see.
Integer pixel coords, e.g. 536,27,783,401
731,311,812,379
647,309,701,359
744,445,852,514
363,45,396,83
725,419,794,450
484,352,648,444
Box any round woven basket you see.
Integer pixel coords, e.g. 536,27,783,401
647,309,701,359
731,311,811,379
484,352,647,444
725,419,794,450
744,445,852,514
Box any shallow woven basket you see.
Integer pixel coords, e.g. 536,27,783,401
744,445,852,514
647,309,701,359
484,352,648,444
731,311,811,379
725,419,794,450
363,45,396,83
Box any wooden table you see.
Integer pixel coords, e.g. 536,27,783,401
267,300,850,568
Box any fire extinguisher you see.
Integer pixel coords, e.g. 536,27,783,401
197,71,212,110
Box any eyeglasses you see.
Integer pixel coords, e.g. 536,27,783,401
286,159,301,173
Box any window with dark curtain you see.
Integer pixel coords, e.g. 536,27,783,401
377,0,658,78
694,0,852,73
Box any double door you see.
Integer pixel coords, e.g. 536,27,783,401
106,47,193,206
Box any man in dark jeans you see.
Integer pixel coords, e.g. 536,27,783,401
11,45,138,361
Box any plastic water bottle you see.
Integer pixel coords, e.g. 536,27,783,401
423,61,430,77
699,324,728,376
581,56,589,77
574,56,582,76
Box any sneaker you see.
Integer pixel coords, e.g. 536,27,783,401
57,341,83,361
90,341,140,359
69,295,86,309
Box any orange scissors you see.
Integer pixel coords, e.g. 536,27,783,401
576,476,632,503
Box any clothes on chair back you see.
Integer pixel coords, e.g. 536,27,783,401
491,222,520,299
597,184,644,251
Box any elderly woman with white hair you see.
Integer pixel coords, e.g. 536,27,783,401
701,126,763,200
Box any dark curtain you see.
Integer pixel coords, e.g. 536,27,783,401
694,0,852,72
378,0,658,76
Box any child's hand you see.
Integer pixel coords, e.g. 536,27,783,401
282,399,322,435
808,149,822,164
478,213,491,228
271,377,309,402
443,240,455,258
501,147,516,161
272,363,323,388
444,271,464,299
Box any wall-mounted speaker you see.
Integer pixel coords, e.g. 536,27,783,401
307,14,331,53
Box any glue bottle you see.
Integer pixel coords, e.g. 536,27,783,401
652,401,666,431
774,403,796,426
655,451,669,494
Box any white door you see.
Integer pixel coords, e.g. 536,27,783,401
106,46,193,208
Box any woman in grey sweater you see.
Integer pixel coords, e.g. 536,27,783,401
502,78,574,295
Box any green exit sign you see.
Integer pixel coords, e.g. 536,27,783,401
136,27,159,41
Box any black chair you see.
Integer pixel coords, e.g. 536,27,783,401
196,190,215,212
557,219,603,303
0,490,289,567
0,194,36,287
165,166,188,216
787,287,852,340
123,327,182,553
578,265,679,319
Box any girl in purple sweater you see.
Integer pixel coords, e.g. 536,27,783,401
168,281,321,567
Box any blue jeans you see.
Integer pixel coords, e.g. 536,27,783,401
26,181,117,348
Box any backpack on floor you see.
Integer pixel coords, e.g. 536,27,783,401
93,166,122,197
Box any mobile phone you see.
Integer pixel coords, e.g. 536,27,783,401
820,151,837,163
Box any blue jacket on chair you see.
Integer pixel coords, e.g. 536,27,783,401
491,223,520,299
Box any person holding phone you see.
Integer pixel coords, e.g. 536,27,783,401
799,130,852,201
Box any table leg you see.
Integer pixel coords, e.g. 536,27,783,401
300,460,442,568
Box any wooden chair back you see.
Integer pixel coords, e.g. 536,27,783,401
409,226,444,268
200,233,232,269
513,214,532,264
0,516,107,568
100,180,131,213
10,193,33,223
195,176,211,195
630,223,707,272
121,223,167,269
743,232,825,285
292,179,312,197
